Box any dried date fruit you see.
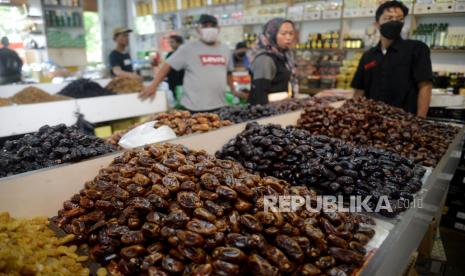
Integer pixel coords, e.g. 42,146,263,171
177,191,202,209
0,124,115,178
216,122,426,216
296,97,458,167
212,247,247,263
54,143,373,275
212,259,240,276
247,254,279,276
329,247,364,264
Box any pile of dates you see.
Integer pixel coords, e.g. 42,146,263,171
216,97,345,124
52,143,374,275
297,97,459,167
215,104,280,123
105,76,143,94
153,111,232,136
106,111,232,146
0,124,115,177
216,123,426,216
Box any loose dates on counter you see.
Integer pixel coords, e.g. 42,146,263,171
297,97,459,167
52,143,375,275
216,122,426,216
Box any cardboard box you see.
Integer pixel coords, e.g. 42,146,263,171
418,218,437,257
403,251,419,276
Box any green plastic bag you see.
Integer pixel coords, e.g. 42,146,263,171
174,86,184,109
225,91,247,106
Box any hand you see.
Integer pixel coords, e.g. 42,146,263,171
233,89,249,100
139,84,157,100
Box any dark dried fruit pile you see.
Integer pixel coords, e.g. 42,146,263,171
216,123,426,216
58,79,115,98
270,97,347,114
106,111,233,146
297,97,459,167
215,97,345,124
52,143,374,275
215,104,280,123
0,124,115,177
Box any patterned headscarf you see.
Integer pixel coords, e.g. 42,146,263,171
254,17,297,89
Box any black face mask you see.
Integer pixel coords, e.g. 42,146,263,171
236,52,246,58
380,20,404,40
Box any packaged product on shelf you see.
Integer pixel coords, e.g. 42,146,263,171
216,122,426,217
297,97,460,166
0,124,115,178
10,86,71,104
105,76,144,93
58,79,115,98
0,212,90,275
336,53,362,89
52,143,375,275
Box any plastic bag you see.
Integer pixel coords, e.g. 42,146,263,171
118,121,177,149
75,112,95,136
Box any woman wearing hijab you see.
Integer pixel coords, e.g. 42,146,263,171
249,18,296,105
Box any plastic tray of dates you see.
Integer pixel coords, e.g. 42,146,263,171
216,123,426,217
0,124,115,178
297,97,460,167
106,111,232,146
52,143,376,275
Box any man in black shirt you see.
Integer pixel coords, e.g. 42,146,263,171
351,1,432,117
166,35,184,99
0,36,23,84
109,27,140,79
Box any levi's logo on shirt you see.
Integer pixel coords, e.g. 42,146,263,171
199,55,226,65
364,60,377,70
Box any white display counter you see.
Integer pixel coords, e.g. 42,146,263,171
0,91,167,137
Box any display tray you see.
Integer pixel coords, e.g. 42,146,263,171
0,110,463,276
0,91,167,137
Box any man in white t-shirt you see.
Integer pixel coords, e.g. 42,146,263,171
140,14,246,112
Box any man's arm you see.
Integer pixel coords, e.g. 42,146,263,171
417,81,432,118
139,63,172,100
227,72,248,100
112,66,140,79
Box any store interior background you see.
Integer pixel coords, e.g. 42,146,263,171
1,0,465,275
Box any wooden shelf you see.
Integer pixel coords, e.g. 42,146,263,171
413,12,465,17
430,49,465,54
43,5,81,10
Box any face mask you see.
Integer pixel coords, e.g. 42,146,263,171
380,20,404,40
236,52,246,58
200,28,219,43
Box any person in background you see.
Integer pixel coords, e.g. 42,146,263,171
248,18,296,105
109,27,140,79
0,36,23,85
166,35,185,100
140,14,246,112
351,1,432,118
233,41,250,69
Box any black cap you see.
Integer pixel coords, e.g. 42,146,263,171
198,14,218,26
235,41,247,50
